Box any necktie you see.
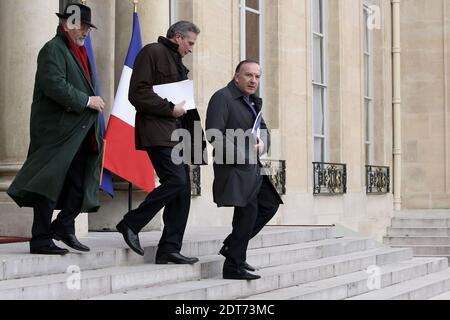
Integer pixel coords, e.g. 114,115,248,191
243,96,258,118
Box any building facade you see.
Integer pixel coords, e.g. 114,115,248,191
0,0,449,242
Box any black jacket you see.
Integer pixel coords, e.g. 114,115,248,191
129,37,207,165
206,81,283,207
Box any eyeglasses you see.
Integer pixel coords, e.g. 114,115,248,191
80,24,92,33
67,23,92,33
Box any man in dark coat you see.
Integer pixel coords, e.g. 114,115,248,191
7,4,105,255
206,60,283,280
116,21,206,265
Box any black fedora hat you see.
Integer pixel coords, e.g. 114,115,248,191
56,3,97,29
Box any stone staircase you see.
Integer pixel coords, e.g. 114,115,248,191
384,210,450,262
0,226,449,300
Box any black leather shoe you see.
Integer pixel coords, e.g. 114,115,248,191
30,242,69,255
116,220,144,256
223,267,261,280
53,232,90,252
219,246,256,272
155,252,199,265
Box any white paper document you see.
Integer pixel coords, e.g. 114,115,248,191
252,111,263,141
153,80,196,111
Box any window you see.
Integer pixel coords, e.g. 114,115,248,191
240,0,265,97
364,3,374,165
312,0,328,162
170,0,177,25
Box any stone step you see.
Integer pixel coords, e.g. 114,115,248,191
241,258,448,300
91,247,413,300
0,226,334,281
386,227,450,237
414,255,450,263
0,237,370,300
347,268,450,300
200,237,375,278
390,245,450,256
391,218,450,228
384,236,450,246
0,263,202,300
395,211,450,219
429,289,450,300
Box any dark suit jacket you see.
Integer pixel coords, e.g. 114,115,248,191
129,37,207,165
206,81,283,207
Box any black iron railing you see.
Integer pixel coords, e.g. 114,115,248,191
261,159,286,195
313,162,347,195
366,165,390,194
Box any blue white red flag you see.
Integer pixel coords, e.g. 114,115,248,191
104,13,155,193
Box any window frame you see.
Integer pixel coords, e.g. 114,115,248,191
170,0,177,25
363,2,374,165
239,0,265,99
312,0,329,163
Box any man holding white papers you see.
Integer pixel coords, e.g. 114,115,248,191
116,21,205,265
206,60,283,280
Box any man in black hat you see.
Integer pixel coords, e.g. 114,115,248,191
8,3,105,255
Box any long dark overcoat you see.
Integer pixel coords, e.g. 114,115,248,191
206,81,283,207
7,28,103,212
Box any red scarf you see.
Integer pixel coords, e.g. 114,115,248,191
63,28,99,154
63,29,92,83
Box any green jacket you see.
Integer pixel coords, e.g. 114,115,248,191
7,28,104,212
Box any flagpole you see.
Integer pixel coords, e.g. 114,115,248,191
128,0,139,214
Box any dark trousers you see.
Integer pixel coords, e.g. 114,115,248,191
123,147,191,254
224,177,280,269
31,143,89,248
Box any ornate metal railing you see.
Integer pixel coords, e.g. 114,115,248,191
313,162,347,195
366,165,390,194
260,159,286,195
189,165,201,197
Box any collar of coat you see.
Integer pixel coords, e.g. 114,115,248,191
227,81,263,110
56,27,96,94
158,36,181,56
158,36,190,79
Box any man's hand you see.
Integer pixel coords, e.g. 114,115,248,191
88,96,105,113
254,138,265,156
172,101,187,118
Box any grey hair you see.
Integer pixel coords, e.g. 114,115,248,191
167,21,200,39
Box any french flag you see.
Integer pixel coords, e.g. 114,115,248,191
104,12,155,193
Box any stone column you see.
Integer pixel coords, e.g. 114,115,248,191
75,0,117,234
179,0,238,228
114,0,170,87
0,0,60,237
89,0,170,232
274,0,316,225
85,0,116,121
